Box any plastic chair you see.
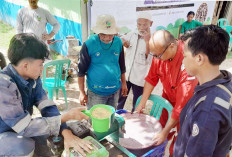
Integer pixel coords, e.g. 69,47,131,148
223,25,232,52
135,94,173,122
217,18,229,28
224,25,232,39
42,59,71,109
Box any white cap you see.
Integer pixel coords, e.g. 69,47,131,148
137,12,152,21
92,14,120,35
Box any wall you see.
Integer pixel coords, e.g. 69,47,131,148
90,0,216,39
0,0,82,56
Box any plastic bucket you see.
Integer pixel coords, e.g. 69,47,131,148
82,104,115,133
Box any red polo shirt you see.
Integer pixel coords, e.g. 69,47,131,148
145,40,198,127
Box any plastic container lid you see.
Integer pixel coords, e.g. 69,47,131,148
65,136,109,157
119,113,162,150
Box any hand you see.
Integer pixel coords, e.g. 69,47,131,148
79,92,87,106
152,129,169,146
121,82,128,97
135,103,145,113
63,130,93,157
68,107,90,121
42,33,52,40
143,29,151,43
123,40,130,48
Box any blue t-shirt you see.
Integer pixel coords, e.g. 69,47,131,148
78,35,126,95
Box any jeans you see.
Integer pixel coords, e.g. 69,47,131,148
117,81,144,112
87,89,120,109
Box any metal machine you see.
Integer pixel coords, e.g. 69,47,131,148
48,113,136,157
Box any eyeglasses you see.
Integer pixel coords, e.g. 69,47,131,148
150,43,171,59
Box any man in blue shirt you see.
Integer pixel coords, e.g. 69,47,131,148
78,14,127,109
174,25,232,157
0,33,92,156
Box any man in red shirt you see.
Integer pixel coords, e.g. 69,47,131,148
136,30,198,156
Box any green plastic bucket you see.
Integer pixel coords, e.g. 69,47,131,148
82,104,115,133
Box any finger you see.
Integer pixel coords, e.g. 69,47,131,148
84,98,88,104
78,107,88,111
155,140,161,145
80,100,86,106
153,140,159,145
122,90,126,96
65,147,70,157
81,112,90,120
74,146,86,157
152,135,158,141
81,145,92,154
135,106,141,112
86,143,93,150
81,104,86,106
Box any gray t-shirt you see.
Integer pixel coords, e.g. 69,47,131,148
16,7,60,41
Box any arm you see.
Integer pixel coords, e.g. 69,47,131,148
34,77,92,156
197,20,203,26
152,118,178,145
42,10,60,40
121,38,130,48
135,81,155,113
78,76,87,106
0,76,60,137
77,43,91,106
119,46,127,96
143,28,151,58
121,32,133,48
16,9,23,34
153,78,197,145
120,73,127,96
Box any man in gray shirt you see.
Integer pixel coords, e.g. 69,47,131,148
16,0,60,43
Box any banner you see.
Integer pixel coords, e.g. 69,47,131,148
90,0,216,38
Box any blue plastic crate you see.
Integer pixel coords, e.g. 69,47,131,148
141,140,167,157
116,109,128,114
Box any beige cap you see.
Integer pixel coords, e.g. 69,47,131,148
137,12,152,21
92,14,120,35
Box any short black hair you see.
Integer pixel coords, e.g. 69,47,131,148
8,33,49,65
187,11,195,17
0,52,6,69
181,25,229,65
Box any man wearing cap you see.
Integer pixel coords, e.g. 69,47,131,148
117,12,153,112
78,14,127,109
135,30,198,156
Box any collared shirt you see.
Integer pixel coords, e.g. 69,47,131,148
174,70,232,157
123,30,152,87
0,64,64,136
145,41,198,126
